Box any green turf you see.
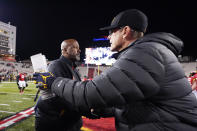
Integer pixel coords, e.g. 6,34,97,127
0,82,38,130
0,82,93,131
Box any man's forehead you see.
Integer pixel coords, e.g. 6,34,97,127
62,41,79,49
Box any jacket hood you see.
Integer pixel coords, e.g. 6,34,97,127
135,32,184,56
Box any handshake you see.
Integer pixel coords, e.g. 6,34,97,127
33,72,55,89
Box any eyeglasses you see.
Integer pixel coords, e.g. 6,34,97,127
108,27,124,36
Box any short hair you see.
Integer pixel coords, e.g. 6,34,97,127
61,39,78,50
61,41,67,50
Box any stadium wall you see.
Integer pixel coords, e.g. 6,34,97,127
0,21,16,61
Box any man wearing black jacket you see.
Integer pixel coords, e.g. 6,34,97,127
35,39,82,131
34,9,197,131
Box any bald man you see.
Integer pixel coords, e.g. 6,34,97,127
35,39,82,131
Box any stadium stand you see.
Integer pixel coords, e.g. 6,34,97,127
181,62,196,76
77,65,110,79
0,60,33,81
0,60,196,81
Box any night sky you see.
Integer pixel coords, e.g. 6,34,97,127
0,0,196,61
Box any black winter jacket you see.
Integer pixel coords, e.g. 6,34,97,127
51,33,197,131
35,56,82,131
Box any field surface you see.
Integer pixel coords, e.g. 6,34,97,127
0,82,115,131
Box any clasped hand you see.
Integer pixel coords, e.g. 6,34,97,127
33,72,55,89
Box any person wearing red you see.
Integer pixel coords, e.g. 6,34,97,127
83,75,88,81
16,73,27,94
189,72,197,99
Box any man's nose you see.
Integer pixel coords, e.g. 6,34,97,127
78,49,81,53
107,35,111,40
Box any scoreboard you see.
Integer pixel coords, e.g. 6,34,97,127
85,47,116,65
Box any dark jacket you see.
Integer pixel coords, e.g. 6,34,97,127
35,56,82,131
51,33,197,131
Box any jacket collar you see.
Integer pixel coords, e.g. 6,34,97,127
59,55,77,68
112,41,136,59
133,32,183,56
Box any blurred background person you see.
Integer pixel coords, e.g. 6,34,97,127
188,71,197,99
16,72,27,94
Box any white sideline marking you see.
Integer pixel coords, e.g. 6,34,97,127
0,87,37,89
1,81,34,83
22,98,31,100
12,101,22,103
0,107,35,130
0,110,15,113
1,82,19,83
0,104,10,106
0,92,35,96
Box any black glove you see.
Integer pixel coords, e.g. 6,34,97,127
33,72,55,89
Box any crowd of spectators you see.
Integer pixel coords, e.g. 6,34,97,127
0,59,196,83
0,60,33,82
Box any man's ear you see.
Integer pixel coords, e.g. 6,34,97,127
122,26,131,39
61,49,64,54
62,48,67,56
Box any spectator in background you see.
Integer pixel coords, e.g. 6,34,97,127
34,9,197,131
192,78,197,92
83,75,88,81
35,39,83,131
188,71,197,99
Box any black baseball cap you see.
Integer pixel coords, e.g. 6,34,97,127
100,9,148,33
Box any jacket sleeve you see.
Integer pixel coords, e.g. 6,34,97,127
51,46,164,112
